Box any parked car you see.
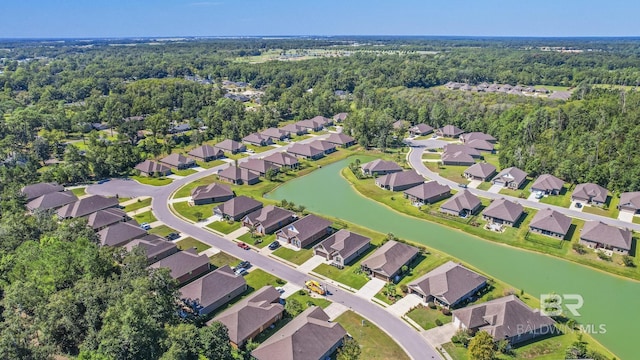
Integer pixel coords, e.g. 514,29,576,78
275,287,285,294
165,232,180,240
247,149,255,154
457,183,468,189
237,242,250,250
140,222,151,230
237,261,251,269
97,178,110,184
534,191,544,199
234,267,248,276
268,241,280,250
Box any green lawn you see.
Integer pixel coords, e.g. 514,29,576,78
481,153,500,170
172,168,197,177
148,225,177,238
580,195,620,219
422,153,442,160
209,251,240,268
497,178,533,199
206,220,242,234
312,263,370,290
131,175,173,186
286,291,331,309
172,201,218,222
176,237,211,252
173,174,218,198
224,151,249,160
539,185,572,208
272,247,313,265
442,342,468,360
237,232,275,249
244,269,284,290
335,311,410,360
634,216,640,224
70,187,86,196
246,144,276,154
196,159,225,169
425,162,468,183
117,197,131,203
406,306,452,330
123,198,152,212
133,211,157,224
476,182,492,191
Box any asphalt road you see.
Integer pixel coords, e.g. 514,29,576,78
88,136,441,360
405,138,640,231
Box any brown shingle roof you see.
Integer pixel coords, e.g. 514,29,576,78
135,160,171,174
179,265,246,311
529,208,571,235
160,153,196,168
280,123,305,134
460,132,497,143
408,261,487,306
493,167,528,187
218,166,260,183
580,221,632,251
375,170,424,190
403,181,451,201
572,183,608,203
482,198,524,223
531,174,564,193
216,139,245,152
243,205,295,231
441,151,475,165
287,143,324,158
239,159,279,175
98,221,147,247
361,159,402,173
57,195,119,218
325,133,355,146
619,191,640,211
215,196,263,219
21,182,64,201
437,125,465,137
262,152,299,167
464,163,497,179
333,112,348,121
361,240,420,278
440,190,481,214
277,215,332,245
125,234,178,263
261,127,288,139
466,139,495,152
26,191,78,211
150,248,210,280
191,183,234,202
188,144,224,159
409,123,434,135
314,229,371,261
86,208,127,230
242,132,272,145
443,144,481,157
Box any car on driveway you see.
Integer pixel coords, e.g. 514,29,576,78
268,241,280,250
234,267,248,276
236,261,251,269
165,232,180,240
237,242,250,250
140,222,151,230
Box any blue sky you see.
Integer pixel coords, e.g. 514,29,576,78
2,0,638,38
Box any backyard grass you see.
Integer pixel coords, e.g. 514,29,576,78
196,159,226,169
172,168,198,177
148,225,177,238
272,247,314,265
172,201,218,222
246,144,276,153
244,269,284,290
481,153,500,170
425,162,468,183
131,175,173,186
133,211,157,224
237,232,275,249
176,237,211,252
206,220,242,234
209,251,240,268
406,306,452,330
123,198,152,212
335,311,410,360
286,291,331,309
539,185,572,208
70,187,86,196
312,263,370,290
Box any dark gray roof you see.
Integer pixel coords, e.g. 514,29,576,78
438,125,465,137
310,115,332,126
57,195,119,218
361,240,420,278
125,234,178,262
150,248,210,280
464,163,497,179
296,119,322,130
86,208,127,230
191,183,234,201
403,181,451,201
251,306,346,360
441,151,475,164
98,221,147,247
314,229,371,261
443,144,481,157
529,208,571,235
242,132,272,144
572,183,608,203
239,159,279,174
482,198,524,222
262,152,299,167
218,166,260,183
216,139,245,152
135,160,171,174
375,170,424,189
21,182,64,201
26,191,78,211
494,167,528,186
461,132,496,143
325,133,355,146
452,295,555,341
180,265,246,309
549,91,572,100
277,215,332,244
261,127,288,139
466,139,495,152
280,123,305,133
215,196,263,218
620,192,640,211
409,123,434,134
212,286,284,345
333,112,348,121
580,221,632,251
408,261,487,306
287,143,324,158
188,144,224,159
243,205,295,231
531,174,564,192
160,153,196,167
440,190,481,213
361,159,402,173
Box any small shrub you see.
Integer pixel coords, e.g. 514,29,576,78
428,302,437,309
298,289,306,296
435,319,443,326
275,279,285,285
441,308,451,316
622,255,635,267
597,251,612,261
572,243,587,254
399,284,408,294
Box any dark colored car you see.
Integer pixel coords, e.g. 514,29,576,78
268,241,280,250
165,232,180,240
237,261,251,269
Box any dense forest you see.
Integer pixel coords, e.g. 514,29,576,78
1,37,640,358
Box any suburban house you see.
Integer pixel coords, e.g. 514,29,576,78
492,167,528,190
408,261,487,308
275,214,333,249
482,198,524,227
618,191,640,214
436,125,465,137
98,221,147,247
441,151,475,166
375,170,425,191
460,132,497,144
57,195,119,219
242,133,274,147
464,163,497,182
216,139,246,154
296,119,323,132
262,152,299,169
531,174,564,195
443,144,482,158
211,286,284,348
325,133,356,148
280,123,306,136
309,140,336,155
168,123,191,134
214,196,264,222
314,229,371,267
150,248,211,284
360,159,402,176
242,205,296,235
361,240,419,282
392,120,410,130
333,112,348,122
571,183,609,206
403,181,451,205
251,306,347,360
188,144,224,162
439,190,482,217
529,208,572,239
579,221,632,255
287,143,325,160
466,139,495,152
26,191,78,212
218,165,260,185
160,153,196,170
21,182,64,201
135,160,172,177
239,159,279,176
86,208,128,231
180,265,247,315
125,234,178,264
452,295,555,345
260,127,290,141
191,183,235,205
409,123,434,136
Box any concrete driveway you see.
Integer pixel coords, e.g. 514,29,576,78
324,302,349,320
618,210,635,223
569,200,584,212
527,192,541,202
467,180,482,189
423,322,457,347
355,278,386,299
297,255,327,273
487,184,503,194
387,294,423,317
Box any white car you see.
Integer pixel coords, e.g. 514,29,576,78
140,222,151,230
234,267,248,276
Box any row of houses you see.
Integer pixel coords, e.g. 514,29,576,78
444,81,572,100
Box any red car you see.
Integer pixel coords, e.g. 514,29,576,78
237,242,250,250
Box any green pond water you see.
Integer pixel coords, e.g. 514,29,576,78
268,157,635,359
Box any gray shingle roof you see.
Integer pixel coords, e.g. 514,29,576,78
440,190,481,213
403,181,451,201
261,127,288,139
441,151,475,165
215,196,263,219
242,132,272,145
191,183,234,201
493,167,528,187
21,182,64,201
531,174,564,193
150,248,210,280
580,221,632,251
243,205,295,231
437,125,465,137
216,139,245,152
179,265,246,310
26,191,78,211
135,160,171,174
408,261,487,306
325,133,355,146
460,132,497,143
361,159,402,173
239,159,279,174
361,240,420,278
160,153,196,167
277,215,332,244
218,166,260,183
375,170,424,189
314,229,371,261
262,152,299,167
482,198,524,223
86,208,127,230
529,208,571,235
464,163,497,179
443,144,481,157
98,221,147,247
619,191,640,211
409,123,434,134
572,183,608,203
57,195,119,218
125,234,178,262
466,139,495,152
188,144,223,159
287,143,324,158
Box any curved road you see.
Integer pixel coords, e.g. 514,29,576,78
88,136,440,360
405,138,640,232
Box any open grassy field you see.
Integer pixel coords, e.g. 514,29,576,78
272,247,313,265
539,185,572,208
172,201,218,222
195,159,225,169
286,291,331,309
131,175,173,186
498,178,533,199
123,198,152,212
313,263,370,290
581,195,620,219
425,162,468,183
335,311,410,360
171,168,198,177
245,144,276,153
237,232,275,249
